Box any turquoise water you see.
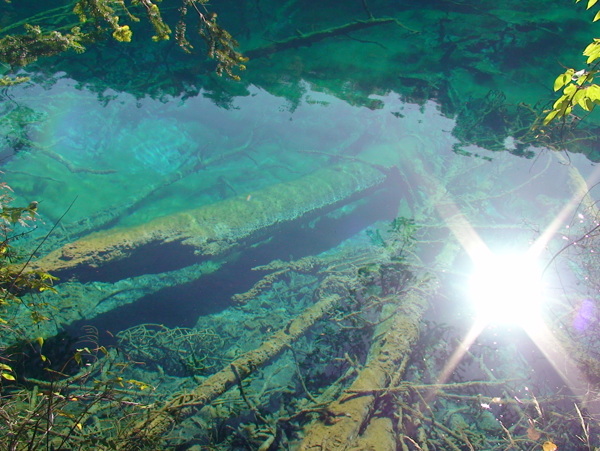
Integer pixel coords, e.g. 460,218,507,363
1,1,600,449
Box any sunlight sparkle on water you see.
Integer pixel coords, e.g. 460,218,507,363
468,252,544,326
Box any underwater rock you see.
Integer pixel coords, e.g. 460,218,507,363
30,161,387,275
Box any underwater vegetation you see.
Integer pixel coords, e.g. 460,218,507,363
2,0,600,450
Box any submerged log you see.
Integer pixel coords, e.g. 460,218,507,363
299,287,429,449
245,18,418,59
30,161,387,275
121,277,348,447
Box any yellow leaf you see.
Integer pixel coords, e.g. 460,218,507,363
112,25,133,42
587,50,600,64
76,423,83,430
581,96,594,111
36,336,44,347
594,10,600,21
0,363,12,371
563,84,578,98
588,0,599,9
1,372,15,381
542,441,557,451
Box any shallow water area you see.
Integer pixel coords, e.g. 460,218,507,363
2,1,600,449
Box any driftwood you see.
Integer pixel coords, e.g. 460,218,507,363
246,17,418,60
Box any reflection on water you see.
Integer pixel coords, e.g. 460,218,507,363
1,0,600,449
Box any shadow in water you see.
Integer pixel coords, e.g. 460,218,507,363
65,180,403,342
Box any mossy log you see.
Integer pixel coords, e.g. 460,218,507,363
121,278,347,447
29,161,387,275
299,288,429,449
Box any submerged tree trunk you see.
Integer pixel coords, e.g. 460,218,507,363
299,289,429,449
29,161,387,275
121,279,348,447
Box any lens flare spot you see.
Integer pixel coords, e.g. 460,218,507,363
468,253,543,325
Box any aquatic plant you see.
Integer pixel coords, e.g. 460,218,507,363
116,323,223,377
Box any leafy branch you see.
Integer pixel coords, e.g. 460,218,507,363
0,0,247,80
543,0,600,125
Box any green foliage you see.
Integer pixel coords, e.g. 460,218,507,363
0,0,247,82
0,192,57,340
0,190,162,447
0,24,85,67
0,184,57,375
367,217,417,252
0,75,30,86
196,10,248,80
0,196,58,310
543,0,600,125
0,345,157,449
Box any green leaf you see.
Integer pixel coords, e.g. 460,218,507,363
575,90,594,111
563,84,578,98
552,93,569,110
554,69,574,91
584,40,600,63
543,109,560,126
587,83,600,101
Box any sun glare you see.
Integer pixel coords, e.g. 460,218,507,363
468,253,544,325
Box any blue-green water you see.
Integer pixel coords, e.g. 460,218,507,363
1,1,600,449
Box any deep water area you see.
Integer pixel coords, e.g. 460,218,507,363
2,0,600,449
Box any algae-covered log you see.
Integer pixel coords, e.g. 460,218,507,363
300,288,429,449
31,161,387,274
121,278,347,447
